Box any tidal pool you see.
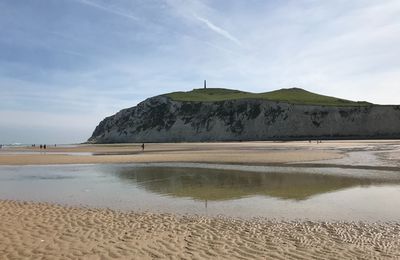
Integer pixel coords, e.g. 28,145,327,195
0,163,399,221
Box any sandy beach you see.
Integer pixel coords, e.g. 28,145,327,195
1,200,399,259
0,142,344,166
3,140,400,166
1,141,400,259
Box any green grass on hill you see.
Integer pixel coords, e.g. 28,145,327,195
165,88,372,106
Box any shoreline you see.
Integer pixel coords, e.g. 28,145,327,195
1,140,399,168
1,199,399,259
0,145,343,166
0,140,392,166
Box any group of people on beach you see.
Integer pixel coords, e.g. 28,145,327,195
31,144,47,149
31,144,57,149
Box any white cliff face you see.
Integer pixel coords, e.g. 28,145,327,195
88,95,400,143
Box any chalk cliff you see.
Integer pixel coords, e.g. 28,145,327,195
88,89,400,143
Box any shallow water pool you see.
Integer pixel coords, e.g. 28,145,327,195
0,163,399,221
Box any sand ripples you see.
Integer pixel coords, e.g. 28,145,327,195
0,200,399,259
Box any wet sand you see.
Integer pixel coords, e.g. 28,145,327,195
0,141,383,166
1,200,399,259
1,140,400,169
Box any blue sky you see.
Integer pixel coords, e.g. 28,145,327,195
1,0,400,144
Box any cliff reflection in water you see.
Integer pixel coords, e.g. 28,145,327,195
114,167,380,201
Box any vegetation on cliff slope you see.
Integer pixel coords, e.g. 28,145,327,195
166,88,372,106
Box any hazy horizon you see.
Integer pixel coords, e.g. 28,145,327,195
1,0,400,144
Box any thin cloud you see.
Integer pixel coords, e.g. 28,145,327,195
193,14,241,46
75,0,139,21
164,0,241,46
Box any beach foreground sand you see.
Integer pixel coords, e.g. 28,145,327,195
1,200,399,259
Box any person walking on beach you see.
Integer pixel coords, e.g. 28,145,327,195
43,144,46,149
40,144,42,149
141,143,145,151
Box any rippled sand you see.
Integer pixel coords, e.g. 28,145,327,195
1,200,399,259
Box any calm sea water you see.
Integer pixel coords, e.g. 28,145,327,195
0,163,399,221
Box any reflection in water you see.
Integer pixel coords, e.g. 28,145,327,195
114,167,381,201
1,164,400,220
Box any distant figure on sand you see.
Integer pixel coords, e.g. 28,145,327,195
44,144,46,149
141,143,145,151
40,144,42,149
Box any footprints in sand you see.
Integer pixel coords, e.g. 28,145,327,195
0,200,400,259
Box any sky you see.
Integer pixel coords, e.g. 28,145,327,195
1,0,400,144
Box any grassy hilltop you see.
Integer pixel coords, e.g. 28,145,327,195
166,88,372,106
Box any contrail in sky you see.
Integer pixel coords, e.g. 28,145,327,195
75,0,139,21
194,14,241,46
